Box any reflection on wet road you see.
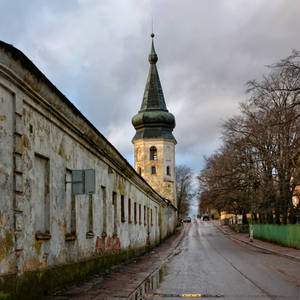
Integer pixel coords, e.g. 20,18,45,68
135,219,300,300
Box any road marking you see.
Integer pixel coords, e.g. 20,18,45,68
144,294,201,298
144,293,223,298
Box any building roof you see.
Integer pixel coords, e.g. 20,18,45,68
132,34,176,142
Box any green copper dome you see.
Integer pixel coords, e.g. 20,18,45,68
132,34,176,142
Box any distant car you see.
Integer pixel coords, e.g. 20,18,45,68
203,213,209,221
183,216,192,223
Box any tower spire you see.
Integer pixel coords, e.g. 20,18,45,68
131,34,177,206
132,34,176,141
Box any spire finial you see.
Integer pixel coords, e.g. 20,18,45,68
148,33,158,64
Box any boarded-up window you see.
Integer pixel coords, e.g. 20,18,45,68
112,192,117,233
144,205,146,225
121,195,125,222
151,209,153,226
101,186,107,233
134,202,137,224
86,194,94,238
128,198,131,223
34,154,50,233
139,204,141,224
66,169,76,235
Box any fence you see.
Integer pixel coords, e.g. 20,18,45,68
253,224,300,249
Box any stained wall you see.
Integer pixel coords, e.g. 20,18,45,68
0,42,177,285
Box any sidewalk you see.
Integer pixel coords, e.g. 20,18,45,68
214,221,300,262
46,226,186,299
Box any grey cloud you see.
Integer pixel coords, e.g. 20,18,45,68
1,0,299,173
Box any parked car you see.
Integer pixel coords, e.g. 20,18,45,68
183,216,192,223
203,213,209,221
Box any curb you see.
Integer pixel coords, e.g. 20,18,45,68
214,223,300,263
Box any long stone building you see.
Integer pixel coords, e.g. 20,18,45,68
0,36,177,299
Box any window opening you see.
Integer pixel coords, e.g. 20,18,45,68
86,194,94,238
134,202,137,224
150,146,157,160
151,166,156,174
65,169,76,240
112,192,117,233
166,166,170,176
139,204,142,224
101,186,107,233
34,154,50,238
121,195,125,222
128,198,131,223
151,209,153,226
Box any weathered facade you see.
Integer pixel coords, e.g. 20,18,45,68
132,34,177,205
0,40,177,298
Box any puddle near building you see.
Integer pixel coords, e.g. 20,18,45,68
127,263,224,299
127,264,168,300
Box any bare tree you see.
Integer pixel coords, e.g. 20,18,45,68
197,49,300,224
176,165,194,217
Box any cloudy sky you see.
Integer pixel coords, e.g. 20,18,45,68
1,0,300,175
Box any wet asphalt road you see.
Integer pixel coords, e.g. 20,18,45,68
147,219,300,300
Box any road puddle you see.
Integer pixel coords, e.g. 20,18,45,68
127,264,167,299
127,263,223,299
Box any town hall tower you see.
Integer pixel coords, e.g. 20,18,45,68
132,34,177,206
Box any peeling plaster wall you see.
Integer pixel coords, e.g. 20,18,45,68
0,85,15,274
0,42,177,282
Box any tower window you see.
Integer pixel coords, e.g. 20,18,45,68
138,167,141,175
151,166,156,174
166,166,170,176
150,146,157,160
